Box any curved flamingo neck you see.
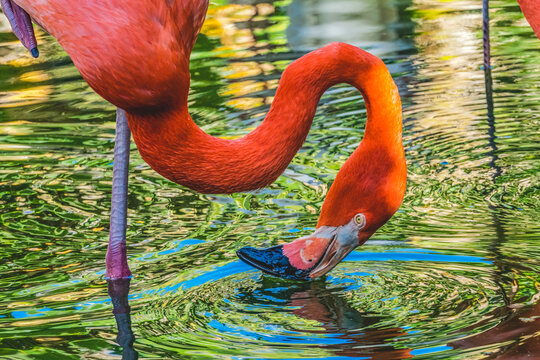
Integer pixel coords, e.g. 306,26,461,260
127,43,402,195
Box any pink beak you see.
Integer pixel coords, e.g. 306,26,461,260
237,222,360,280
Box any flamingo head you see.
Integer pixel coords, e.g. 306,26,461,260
237,213,373,280
237,143,407,280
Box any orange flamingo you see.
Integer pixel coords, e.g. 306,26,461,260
1,0,406,280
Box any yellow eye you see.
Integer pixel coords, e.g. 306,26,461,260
354,213,366,228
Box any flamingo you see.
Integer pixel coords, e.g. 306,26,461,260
518,0,540,39
1,0,407,281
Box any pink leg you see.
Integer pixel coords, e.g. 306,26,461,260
106,109,132,279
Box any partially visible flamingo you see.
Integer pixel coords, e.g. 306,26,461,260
518,0,540,39
1,0,406,280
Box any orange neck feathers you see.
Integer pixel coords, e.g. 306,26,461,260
127,44,404,199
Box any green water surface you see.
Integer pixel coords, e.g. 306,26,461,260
0,0,539,359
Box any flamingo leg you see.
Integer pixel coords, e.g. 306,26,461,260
106,108,132,279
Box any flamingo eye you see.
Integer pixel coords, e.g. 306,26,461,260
354,213,366,228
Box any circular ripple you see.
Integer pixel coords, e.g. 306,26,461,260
132,257,504,359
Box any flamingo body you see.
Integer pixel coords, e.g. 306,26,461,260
12,0,208,112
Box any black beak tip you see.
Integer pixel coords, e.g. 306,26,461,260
237,245,312,281
30,47,39,58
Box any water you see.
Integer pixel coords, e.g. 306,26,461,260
0,0,539,359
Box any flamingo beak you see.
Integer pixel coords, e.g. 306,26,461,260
308,231,358,278
237,222,360,280
1,0,39,57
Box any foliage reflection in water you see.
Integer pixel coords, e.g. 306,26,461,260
0,0,539,359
